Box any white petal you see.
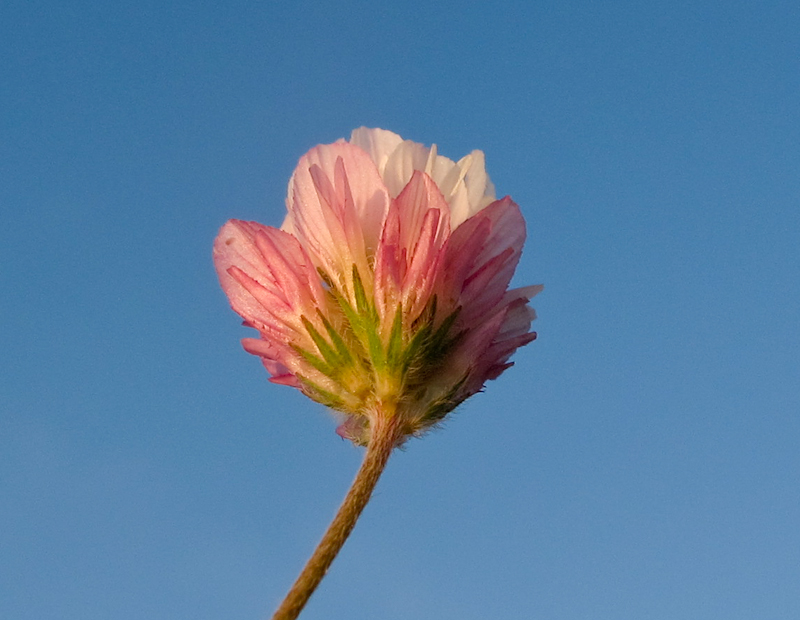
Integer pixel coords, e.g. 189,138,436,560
381,139,436,198
462,150,496,219
349,127,404,176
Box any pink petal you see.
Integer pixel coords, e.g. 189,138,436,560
287,141,390,295
401,207,444,320
213,220,287,326
373,203,403,321
374,171,451,330
440,197,526,324
481,285,543,381
448,306,510,397
239,338,303,388
393,170,451,252
213,220,334,380
214,220,326,322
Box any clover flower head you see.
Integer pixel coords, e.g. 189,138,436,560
214,128,542,446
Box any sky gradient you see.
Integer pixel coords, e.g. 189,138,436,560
2,1,799,619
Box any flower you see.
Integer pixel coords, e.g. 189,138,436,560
214,128,542,445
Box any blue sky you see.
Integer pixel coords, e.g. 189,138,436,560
2,1,799,619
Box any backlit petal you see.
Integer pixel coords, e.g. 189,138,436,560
287,140,390,300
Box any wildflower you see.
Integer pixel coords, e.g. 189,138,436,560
213,128,542,620
214,128,541,446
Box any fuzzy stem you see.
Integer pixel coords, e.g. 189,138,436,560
271,413,404,620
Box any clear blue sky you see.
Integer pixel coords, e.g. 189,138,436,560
2,1,799,619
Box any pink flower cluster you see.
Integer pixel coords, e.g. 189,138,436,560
214,128,541,444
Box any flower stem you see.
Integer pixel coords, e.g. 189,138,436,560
271,413,405,620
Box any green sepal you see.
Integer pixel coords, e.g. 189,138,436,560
319,313,356,365
421,374,468,425
402,299,461,376
301,316,343,370
330,287,377,368
327,265,384,370
426,306,462,364
293,344,336,379
402,296,437,372
351,265,376,323
385,304,404,370
296,374,349,412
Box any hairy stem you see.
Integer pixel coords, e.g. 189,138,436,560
271,413,404,620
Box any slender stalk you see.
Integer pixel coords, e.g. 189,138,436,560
271,413,405,620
